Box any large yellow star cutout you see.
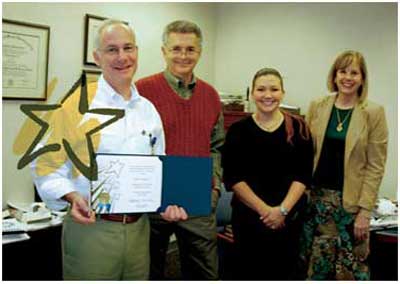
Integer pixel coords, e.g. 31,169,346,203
17,72,124,181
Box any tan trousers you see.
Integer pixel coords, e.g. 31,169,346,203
62,214,150,280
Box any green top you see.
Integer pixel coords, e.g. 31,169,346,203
313,105,353,191
163,70,225,192
325,105,353,140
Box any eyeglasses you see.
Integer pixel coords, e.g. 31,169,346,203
100,45,137,56
167,46,200,56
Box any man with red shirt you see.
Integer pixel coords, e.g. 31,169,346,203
136,20,224,280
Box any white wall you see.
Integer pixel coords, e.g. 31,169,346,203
2,2,397,208
214,2,397,199
2,2,217,208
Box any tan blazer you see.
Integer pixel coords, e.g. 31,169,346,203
306,95,388,218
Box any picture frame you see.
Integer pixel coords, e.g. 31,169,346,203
83,14,106,66
83,69,102,83
83,14,130,66
2,19,50,100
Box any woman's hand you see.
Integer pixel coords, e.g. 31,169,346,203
354,212,370,241
260,206,285,230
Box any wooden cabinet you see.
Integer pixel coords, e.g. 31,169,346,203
223,111,251,132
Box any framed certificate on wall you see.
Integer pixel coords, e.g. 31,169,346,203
2,19,50,100
83,14,106,66
83,14,130,66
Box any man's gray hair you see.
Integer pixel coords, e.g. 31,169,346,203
94,19,135,50
162,20,203,47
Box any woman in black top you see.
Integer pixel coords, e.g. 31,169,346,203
222,68,313,280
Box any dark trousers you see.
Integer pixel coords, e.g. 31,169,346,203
232,208,303,280
149,214,219,280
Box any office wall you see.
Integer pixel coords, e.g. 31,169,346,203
2,2,217,208
2,2,397,208
214,2,397,199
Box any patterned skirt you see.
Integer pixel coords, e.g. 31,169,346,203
299,188,370,280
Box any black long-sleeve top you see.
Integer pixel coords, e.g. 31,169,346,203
222,115,313,219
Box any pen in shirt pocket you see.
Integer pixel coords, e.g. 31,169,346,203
149,134,157,155
142,130,157,155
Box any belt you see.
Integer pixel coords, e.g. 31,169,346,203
100,214,142,224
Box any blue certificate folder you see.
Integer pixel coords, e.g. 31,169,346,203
158,155,212,216
94,153,212,216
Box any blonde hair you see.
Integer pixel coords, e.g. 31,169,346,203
327,50,368,101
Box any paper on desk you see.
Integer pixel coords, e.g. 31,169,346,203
2,233,30,244
2,218,27,232
376,198,397,216
370,215,398,230
3,217,63,233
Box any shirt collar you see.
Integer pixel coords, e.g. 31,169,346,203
164,69,196,90
97,75,140,107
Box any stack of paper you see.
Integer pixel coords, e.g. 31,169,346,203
3,233,30,245
2,218,27,233
370,198,398,230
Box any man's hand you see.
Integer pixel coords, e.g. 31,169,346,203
160,205,188,222
64,192,95,225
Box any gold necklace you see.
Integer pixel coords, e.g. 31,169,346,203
253,112,283,132
335,108,352,132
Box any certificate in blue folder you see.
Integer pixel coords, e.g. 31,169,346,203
92,154,212,216
158,155,212,216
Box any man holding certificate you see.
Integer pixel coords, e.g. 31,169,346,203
136,20,224,280
32,20,187,280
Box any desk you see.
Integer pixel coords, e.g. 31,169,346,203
2,225,62,280
369,228,398,280
217,227,398,280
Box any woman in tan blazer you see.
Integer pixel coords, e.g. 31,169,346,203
300,50,388,280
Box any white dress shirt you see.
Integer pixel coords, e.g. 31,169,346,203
32,76,165,210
